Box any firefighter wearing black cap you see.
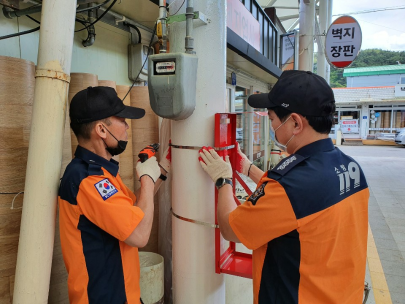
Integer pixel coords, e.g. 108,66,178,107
58,86,170,304
199,70,370,304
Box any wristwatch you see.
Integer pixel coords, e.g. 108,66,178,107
215,178,233,190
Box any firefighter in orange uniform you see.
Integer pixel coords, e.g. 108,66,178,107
58,86,170,304
199,70,369,304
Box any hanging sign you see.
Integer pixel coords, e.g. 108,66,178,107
280,31,296,71
325,16,362,68
227,0,260,51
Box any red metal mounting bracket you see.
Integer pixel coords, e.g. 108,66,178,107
214,113,253,279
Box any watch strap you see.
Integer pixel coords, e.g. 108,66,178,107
159,174,167,181
216,178,233,190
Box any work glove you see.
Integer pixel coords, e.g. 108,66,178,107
235,142,252,176
159,145,171,173
198,147,232,183
136,156,161,183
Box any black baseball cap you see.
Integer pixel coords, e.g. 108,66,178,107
248,70,335,117
70,86,145,124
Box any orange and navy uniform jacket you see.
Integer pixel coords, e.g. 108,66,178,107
58,146,144,304
229,139,369,304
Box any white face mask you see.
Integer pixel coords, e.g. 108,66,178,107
270,115,295,152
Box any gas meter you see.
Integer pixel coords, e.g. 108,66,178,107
148,52,198,120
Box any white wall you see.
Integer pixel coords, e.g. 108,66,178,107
0,14,154,86
226,275,253,304
360,104,368,139
226,67,270,93
225,243,253,304
0,12,40,62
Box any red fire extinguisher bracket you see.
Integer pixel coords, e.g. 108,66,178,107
214,113,253,279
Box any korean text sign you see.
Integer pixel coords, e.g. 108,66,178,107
280,32,296,71
227,0,260,51
340,119,359,133
325,16,362,68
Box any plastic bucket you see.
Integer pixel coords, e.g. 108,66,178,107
139,252,164,304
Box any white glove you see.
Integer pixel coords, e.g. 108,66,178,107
136,156,161,183
159,146,171,173
199,147,232,183
235,142,252,176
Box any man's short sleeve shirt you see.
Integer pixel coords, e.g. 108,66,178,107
58,146,144,304
229,139,369,304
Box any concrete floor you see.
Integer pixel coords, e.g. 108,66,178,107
338,145,405,304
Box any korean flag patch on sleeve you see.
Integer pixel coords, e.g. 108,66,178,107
94,178,118,200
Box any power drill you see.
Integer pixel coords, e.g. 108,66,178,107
138,143,160,163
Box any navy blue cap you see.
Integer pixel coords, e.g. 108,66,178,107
248,70,335,117
70,86,145,124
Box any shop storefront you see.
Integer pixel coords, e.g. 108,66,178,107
332,87,405,141
368,106,405,133
226,70,271,172
331,106,362,139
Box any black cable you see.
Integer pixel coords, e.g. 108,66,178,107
75,0,117,33
1,0,109,41
76,0,111,13
0,8,41,41
26,14,40,24
0,192,24,195
0,26,40,40
125,23,142,44
122,22,157,102
170,0,186,16
75,18,89,26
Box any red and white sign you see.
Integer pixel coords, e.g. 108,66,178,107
325,16,362,68
340,119,359,133
227,0,260,51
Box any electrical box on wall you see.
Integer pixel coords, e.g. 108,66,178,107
148,52,198,120
128,44,154,82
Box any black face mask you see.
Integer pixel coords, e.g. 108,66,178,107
102,124,128,156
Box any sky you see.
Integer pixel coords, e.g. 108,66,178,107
332,0,405,51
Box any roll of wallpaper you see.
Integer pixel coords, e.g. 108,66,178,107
68,73,98,156
117,85,134,191
130,86,159,253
